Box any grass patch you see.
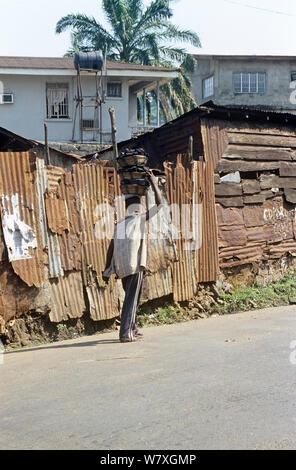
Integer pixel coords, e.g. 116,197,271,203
136,304,194,327
137,273,296,327
218,274,296,315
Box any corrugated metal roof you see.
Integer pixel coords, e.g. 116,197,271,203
96,102,296,169
0,125,81,160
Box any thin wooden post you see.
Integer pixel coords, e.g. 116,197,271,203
108,107,119,172
143,88,146,127
44,123,50,165
156,81,160,127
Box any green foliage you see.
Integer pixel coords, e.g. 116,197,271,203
57,323,67,332
218,274,296,315
137,273,296,327
136,303,194,327
55,0,201,118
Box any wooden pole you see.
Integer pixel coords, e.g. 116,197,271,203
143,88,146,127
44,123,50,165
108,107,119,172
156,81,160,127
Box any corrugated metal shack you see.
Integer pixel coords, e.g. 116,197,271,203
2,102,296,339
97,102,296,279
0,126,81,170
0,147,218,337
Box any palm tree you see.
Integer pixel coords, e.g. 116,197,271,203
56,0,201,121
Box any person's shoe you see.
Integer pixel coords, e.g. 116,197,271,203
120,336,133,343
134,330,144,339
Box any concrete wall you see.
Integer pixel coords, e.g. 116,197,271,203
192,58,296,112
0,73,136,143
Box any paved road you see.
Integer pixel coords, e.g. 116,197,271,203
1,306,296,450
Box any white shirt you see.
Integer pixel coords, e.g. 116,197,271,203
104,205,164,279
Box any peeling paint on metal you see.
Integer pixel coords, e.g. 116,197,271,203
0,152,45,287
1,194,37,261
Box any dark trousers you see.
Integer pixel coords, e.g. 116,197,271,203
120,271,144,340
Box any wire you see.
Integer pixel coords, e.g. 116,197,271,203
222,0,296,17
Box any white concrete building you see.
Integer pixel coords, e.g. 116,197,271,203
192,54,296,114
0,56,178,145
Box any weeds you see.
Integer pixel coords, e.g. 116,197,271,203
57,323,67,332
137,304,194,327
137,273,296,327
218,274,296,315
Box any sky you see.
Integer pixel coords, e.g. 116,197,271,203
0,0,296,57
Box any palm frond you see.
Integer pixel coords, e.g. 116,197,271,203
132,0,172,36
157,22,201,47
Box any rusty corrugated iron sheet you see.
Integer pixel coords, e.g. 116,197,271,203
47,166,66,191
45,189,69,234
141,269,173,303
49,271,86,322
85,269,119,321
0,152,45,287
200,118,228,169
164,155,198,302
0,150,220,328
56,170,81,272
35,158,64,278
74,162,121,319
195,161,219,282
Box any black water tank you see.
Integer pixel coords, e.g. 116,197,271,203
74,51,103,71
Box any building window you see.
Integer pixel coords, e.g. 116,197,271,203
46,83,69,119
107,82,122,98
203,76,214,98
291,72,296,82
233,73,266,94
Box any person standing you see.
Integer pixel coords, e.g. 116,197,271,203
103,170,163,343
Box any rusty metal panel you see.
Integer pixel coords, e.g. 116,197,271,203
219,244,264,268
85,269,120,321
75,163,109,284
45,189,69,234
35,158,64,278
146,184,177,274
74,162,121,320
49,271,86,322
195,161,219,282
200,118,228,169
58,171,82,272
46,166,65,191
164,156,197,302
0,152,45,287
46,167,82,273
0,263,51,325
74,162,120,282
218,196,296,268
142,268,173,303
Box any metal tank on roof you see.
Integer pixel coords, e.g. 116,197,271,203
74,51,103,71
